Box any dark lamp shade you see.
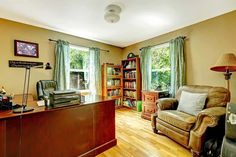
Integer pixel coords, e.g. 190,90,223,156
45,63,52,70
210,53,236,72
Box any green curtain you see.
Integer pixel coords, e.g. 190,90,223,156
140,46,152,91
170,37,186,97
89,47,101,95
53,40,70,90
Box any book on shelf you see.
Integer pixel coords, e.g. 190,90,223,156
115,98,121,106
123,99,136,108
124,90,137,98
124,81,136,88
124,71,136,78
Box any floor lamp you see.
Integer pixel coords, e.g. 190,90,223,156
210,53,236,91
13,63,52,113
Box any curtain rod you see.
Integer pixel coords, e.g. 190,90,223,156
48,39,110,52
139,36,186,51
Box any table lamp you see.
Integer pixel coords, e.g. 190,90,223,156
13,63,52,113
210,53,236,90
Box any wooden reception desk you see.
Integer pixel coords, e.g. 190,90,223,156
0,95,116,157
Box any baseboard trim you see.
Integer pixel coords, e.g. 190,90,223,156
79,139,117,157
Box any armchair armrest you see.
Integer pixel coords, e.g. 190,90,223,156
189,107,226,153
193,107,226,133
157,98,178,111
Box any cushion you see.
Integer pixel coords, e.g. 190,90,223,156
157,110,196,131
177,91,207,116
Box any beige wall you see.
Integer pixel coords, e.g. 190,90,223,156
123,10,236,102
1,10,236,102
0,19,123,97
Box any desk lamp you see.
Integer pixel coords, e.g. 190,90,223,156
13,63,52,113
210,53,236,91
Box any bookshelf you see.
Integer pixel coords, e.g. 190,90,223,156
122,57,142,110
102,63,123,108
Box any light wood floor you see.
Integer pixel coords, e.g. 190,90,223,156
97,108,192,157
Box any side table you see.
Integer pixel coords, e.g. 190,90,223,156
141,90,169,120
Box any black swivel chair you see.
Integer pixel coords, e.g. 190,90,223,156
36,80,58,100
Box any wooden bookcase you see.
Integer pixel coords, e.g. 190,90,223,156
122,57,142,109
102,63,123,108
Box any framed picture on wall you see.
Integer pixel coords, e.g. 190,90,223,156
14,40,39,58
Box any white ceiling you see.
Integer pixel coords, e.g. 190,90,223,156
0,0,236,48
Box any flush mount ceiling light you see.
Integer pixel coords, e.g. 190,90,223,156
104,4,122,23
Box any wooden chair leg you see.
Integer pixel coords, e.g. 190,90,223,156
151,113,158,133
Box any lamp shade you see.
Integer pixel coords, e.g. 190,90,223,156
210,53,236,72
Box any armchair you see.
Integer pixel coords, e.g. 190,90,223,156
36,80,58,100
151,85,230,157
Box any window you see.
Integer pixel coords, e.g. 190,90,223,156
69,45,90,90
151,43,170,91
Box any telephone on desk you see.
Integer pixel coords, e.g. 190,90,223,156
0,94,13,110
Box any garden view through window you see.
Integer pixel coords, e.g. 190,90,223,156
69,45,89,90
151,43,171,91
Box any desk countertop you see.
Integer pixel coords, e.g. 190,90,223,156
0,95,113,120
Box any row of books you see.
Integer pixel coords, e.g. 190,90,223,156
115,98,122,106
124,71,136,79
49,90,80,106
107,89,121,96
107,67,121,75
124,81,136,88
107,79,121,86
124,90,136,98
123,99,136,108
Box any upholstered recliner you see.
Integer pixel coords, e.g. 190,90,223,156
36,80,58,100
151,85,230,156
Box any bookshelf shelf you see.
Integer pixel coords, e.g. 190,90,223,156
123,78,136,81
110,95,122,99
123,68,136,71
123,88,136,90
123,96,136,100
107,75,122,78
107,86,122,89
102,63,123,108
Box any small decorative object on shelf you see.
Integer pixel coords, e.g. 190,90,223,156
102,63,123,108
122,57,141,110
127,52,138,59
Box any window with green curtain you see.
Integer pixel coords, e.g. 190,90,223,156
140,36,185,96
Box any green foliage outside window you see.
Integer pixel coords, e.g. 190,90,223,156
69,47,89,90
70,48,89,69
151,45,170,91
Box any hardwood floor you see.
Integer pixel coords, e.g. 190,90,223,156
97,108,192,157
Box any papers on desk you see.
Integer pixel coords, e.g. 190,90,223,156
37,100,45,107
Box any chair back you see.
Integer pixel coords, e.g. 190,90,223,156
36,80,57,100
175,85,230,108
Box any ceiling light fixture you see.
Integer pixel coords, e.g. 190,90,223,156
104,4,122,23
